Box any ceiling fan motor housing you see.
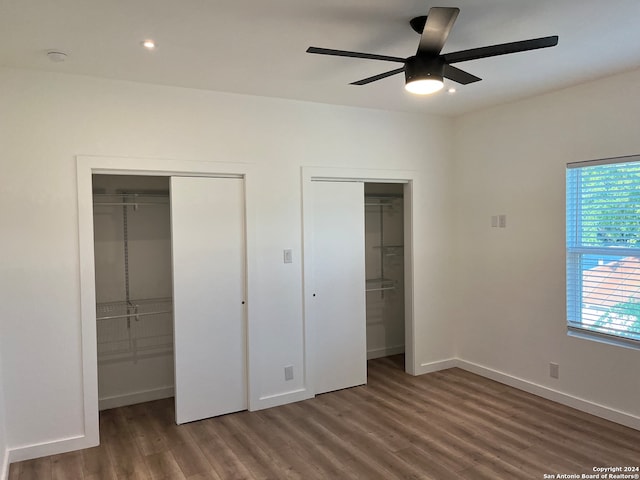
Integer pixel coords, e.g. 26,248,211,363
404,56,445,83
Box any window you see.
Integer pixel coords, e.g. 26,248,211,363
566,155,640,346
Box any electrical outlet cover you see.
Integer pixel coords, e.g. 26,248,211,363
284,365,294,381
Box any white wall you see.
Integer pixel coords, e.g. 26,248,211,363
452,67,640,420
0,66,455,459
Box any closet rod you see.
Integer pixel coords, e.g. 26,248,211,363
97,309,172,321
93,193,170,198
97,296,172,306
364,194,402,205
93,202,169,207
364,202,394,207
364,193,403,198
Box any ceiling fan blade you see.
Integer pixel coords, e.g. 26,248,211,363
306,47,406,63
443,35,559,64
417,7,460,56
443,65,481,85
350,67,406,86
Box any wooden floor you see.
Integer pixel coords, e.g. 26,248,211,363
9,356,640,479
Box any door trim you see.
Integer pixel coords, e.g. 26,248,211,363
301,166,417,397
76,155,256,448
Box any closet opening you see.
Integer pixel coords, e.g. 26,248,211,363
365,183,405,372
304,171,414,395
92,174,175,410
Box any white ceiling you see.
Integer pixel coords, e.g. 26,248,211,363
1,0,639,116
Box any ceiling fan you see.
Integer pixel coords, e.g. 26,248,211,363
307,7,558,95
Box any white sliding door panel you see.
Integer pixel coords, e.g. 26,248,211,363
171,176,247,424
311,181,366,395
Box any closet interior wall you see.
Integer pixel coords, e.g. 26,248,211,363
364,183,405,360
92,174,174,410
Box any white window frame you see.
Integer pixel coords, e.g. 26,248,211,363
566,154,640,349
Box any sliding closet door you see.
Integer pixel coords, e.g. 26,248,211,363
170,176,247,424
311,181,367,394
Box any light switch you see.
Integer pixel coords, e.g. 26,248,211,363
283,249,293,264
491,215,498,228
498,214,507,228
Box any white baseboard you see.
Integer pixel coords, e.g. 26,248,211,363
415,358,458,376
254,388,313,411
99,386,174,411
8,433,97,465
367,345,405,360
455,359,640,431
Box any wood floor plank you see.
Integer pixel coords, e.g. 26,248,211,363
368,367,537,454
82,443,117,479
211,414,284,480
197,436,254,480
394,446,466,480
170,441,214,478
51,451,83,480
14,457,51,480
144,451,187,480
125,402,170,456
303,399,433,480
195,418,257,480
148,399,193,447
105,428,153,479
7,356,640,479
354,381,491,467
185,472,225,480
303,414,404,480
100,406,133,439
7,460,22,480
519,443,586,474
279,401,392,480
333,387,477,473
317,388,415,453
223,410,326,480
85,473,117,480
260,407,361,480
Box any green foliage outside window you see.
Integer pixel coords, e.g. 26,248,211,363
594,297,640,340
577,163,640,247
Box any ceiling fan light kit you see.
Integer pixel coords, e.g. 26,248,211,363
404,56,444,94
307,6,558,96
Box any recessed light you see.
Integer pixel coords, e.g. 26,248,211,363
141,40,156,50
448,87,456,94
47,51,67,62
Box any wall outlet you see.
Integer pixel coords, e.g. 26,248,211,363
549,362,559,379
284,365,294,381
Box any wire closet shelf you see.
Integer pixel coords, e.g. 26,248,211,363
365,193,404,293
96,297,173,364
93,189,173,364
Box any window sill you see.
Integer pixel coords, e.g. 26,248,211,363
567,327,640,351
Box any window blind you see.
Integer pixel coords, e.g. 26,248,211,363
566,157,640,343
